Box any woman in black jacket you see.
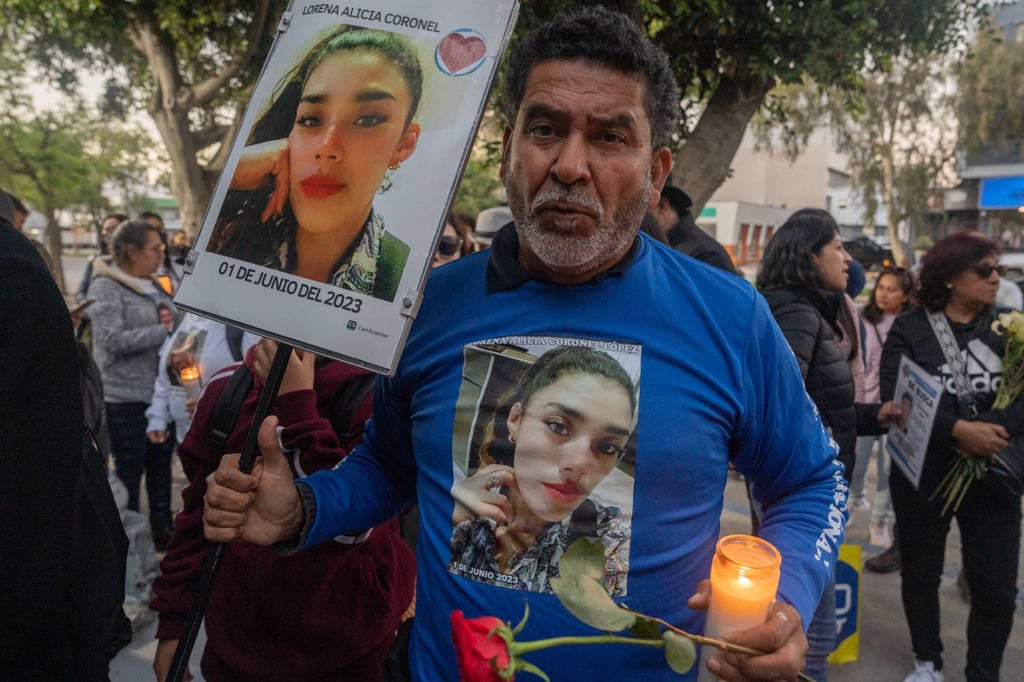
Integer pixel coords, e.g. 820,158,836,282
756,208,891,681
757,209,890,475
880,231,1023,682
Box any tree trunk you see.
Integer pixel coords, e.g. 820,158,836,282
128,9,270,239
672,73,772,215
881,154,909,267
149,108,214,236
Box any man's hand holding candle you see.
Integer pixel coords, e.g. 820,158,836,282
689,582,807,681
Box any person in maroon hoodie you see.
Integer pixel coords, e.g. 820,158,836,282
151,339,415,681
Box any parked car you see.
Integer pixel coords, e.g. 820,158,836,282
1001,250,1024,280
842,235,894,271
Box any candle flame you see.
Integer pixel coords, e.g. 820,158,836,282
179,366,200,382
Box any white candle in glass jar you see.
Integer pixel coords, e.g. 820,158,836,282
697,535,781,682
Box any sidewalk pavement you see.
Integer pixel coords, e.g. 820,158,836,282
112,447,1023,681
110,620,204,681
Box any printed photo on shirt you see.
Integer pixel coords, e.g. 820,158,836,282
447,336,641,596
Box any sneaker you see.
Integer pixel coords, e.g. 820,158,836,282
903,659,943,682
869,519,892,547
865,545,901,573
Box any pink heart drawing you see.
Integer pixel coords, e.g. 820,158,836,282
438,32,486,74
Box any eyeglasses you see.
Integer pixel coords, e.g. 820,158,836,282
969,263,1007,279
436,235,463,257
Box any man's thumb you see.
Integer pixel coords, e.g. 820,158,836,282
256,415,289,473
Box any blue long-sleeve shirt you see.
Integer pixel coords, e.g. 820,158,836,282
299,230,845,681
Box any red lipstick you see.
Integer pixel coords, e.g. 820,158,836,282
300,174,344,199
543,482,582,504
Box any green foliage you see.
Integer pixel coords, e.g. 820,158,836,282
453,156,504,220
549,538,637,631
912,234,934,250
0,0,989,232
0,0,283,115
510,0,984,213
555,537,606,582
514,0,985,141
628,615,663,641
548,573,639,632
754,35,962,266
549,537,696,675
958,16,1024,155
0,0,286,231
663,630,697,674
0,52,150,227
837,53,960,265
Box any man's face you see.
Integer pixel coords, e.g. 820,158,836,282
500,58,671,284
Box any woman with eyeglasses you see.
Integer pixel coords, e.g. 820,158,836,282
447,345,636,596
86,219,180,550
879,231,1023,682
432,219,465,268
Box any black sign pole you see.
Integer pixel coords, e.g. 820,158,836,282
168,341,293,682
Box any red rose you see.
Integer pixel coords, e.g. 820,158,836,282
451,610,514,681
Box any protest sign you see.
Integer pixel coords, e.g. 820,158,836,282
886,354,943,489
174,0,519,374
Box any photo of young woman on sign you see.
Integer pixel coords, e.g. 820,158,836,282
208,25,423,302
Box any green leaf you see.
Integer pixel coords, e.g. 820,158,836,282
663,630,697,674
628,615,663,640
515,659,551,682
558,537,607,582
511,601,530,636
550,574,636,632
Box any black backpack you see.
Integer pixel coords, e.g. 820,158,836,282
207,363,378,456
224,325,247,363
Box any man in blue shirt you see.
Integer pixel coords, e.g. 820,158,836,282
203,8,846,681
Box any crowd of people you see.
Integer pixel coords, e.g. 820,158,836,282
2,6,1024,682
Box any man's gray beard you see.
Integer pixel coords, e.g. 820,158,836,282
505,173,651,275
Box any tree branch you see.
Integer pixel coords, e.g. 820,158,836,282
192,122,232,152
125,14,182,115
190,1,273,107
206,103,246,173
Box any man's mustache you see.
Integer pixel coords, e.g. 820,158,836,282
530,187,603,218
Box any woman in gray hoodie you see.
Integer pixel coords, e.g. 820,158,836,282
87,220,178,549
